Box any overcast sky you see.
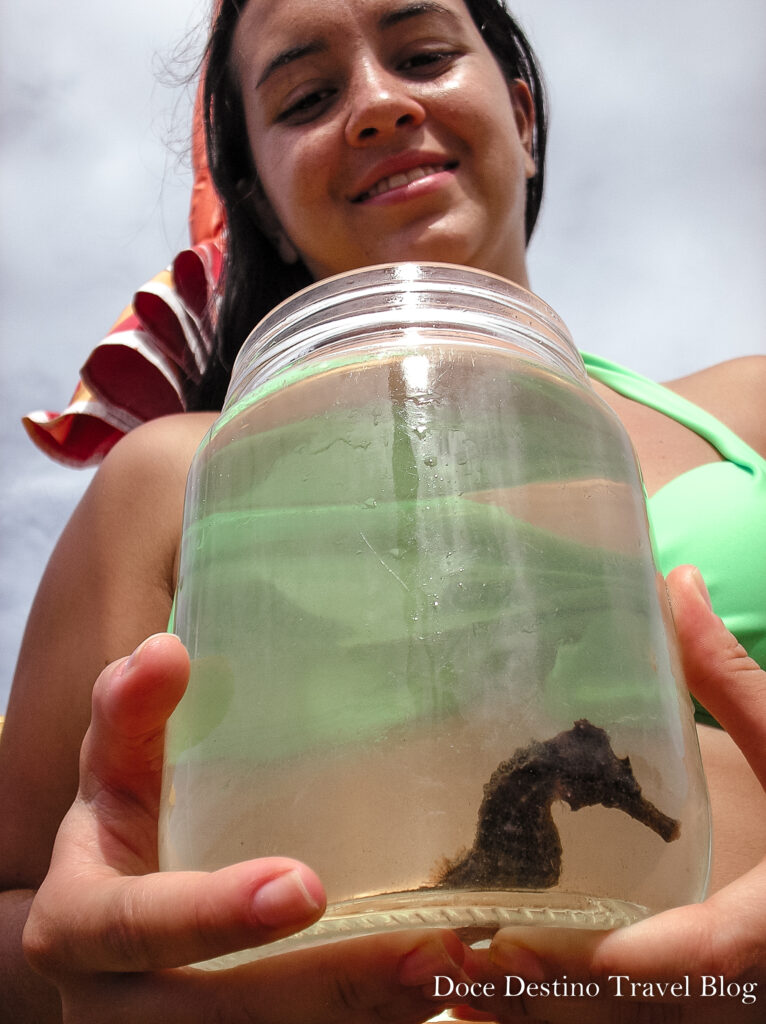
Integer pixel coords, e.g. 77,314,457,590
2,0,765,710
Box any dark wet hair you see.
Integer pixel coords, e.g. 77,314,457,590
194,0,547,409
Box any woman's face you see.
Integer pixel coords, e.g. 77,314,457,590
231,0,536,284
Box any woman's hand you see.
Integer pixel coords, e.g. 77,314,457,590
22,634,470,1023
457,564,766,1022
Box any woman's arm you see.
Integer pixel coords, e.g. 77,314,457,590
0,414,211,1019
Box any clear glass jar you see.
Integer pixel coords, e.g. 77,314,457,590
159,263,710,966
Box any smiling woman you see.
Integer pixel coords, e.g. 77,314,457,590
1,0,765,1020
233,0,534,272
200,0,546,403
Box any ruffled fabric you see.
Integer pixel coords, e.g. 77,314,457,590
23,242,223,467
23,62,227,468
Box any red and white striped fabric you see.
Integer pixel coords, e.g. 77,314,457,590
23,71,226,468
22,242,223,467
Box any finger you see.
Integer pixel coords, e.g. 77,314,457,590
666,565,766,786
590,869,766,984
49,633,192,885
79,633,190,817
443,1008,499,1022
483,871,766,1013
487,926,603,975
462,938,674,1023
61,929,473,1024
204,928,473,1024
26,853,327,975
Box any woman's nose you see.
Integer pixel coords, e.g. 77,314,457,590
344,64,425,145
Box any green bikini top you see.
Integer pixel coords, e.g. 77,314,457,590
583,353,766,726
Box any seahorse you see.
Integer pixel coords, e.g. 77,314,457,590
436,718,680,890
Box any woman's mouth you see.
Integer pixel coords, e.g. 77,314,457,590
352,162,458,203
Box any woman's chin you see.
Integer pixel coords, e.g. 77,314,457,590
303,231,527,285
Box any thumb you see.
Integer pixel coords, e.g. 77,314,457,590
666,564,766,787
589,877,766,983
587,565,766,982
77,632,191,841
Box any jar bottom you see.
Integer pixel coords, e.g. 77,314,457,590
192,889,648,970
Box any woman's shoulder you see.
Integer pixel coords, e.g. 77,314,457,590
91,412,217,502
663,356,766,459
100,411,218,474
80,412,219,594
57,411,217,608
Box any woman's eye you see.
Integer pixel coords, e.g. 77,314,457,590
277,88,335,124
400,51,457,75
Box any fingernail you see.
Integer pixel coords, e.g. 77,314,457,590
489,941,546,982
120,634,166,676
251,869,323,928
690,567,713,610
398,937,465,988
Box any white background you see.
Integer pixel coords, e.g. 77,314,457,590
2,0,765,709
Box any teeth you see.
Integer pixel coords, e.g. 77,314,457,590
361,164,443,200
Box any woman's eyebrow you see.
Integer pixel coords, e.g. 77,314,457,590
379,1,460,31
257,41,328,88
256,1,458,89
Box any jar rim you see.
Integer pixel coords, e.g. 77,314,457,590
224,262,586,410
